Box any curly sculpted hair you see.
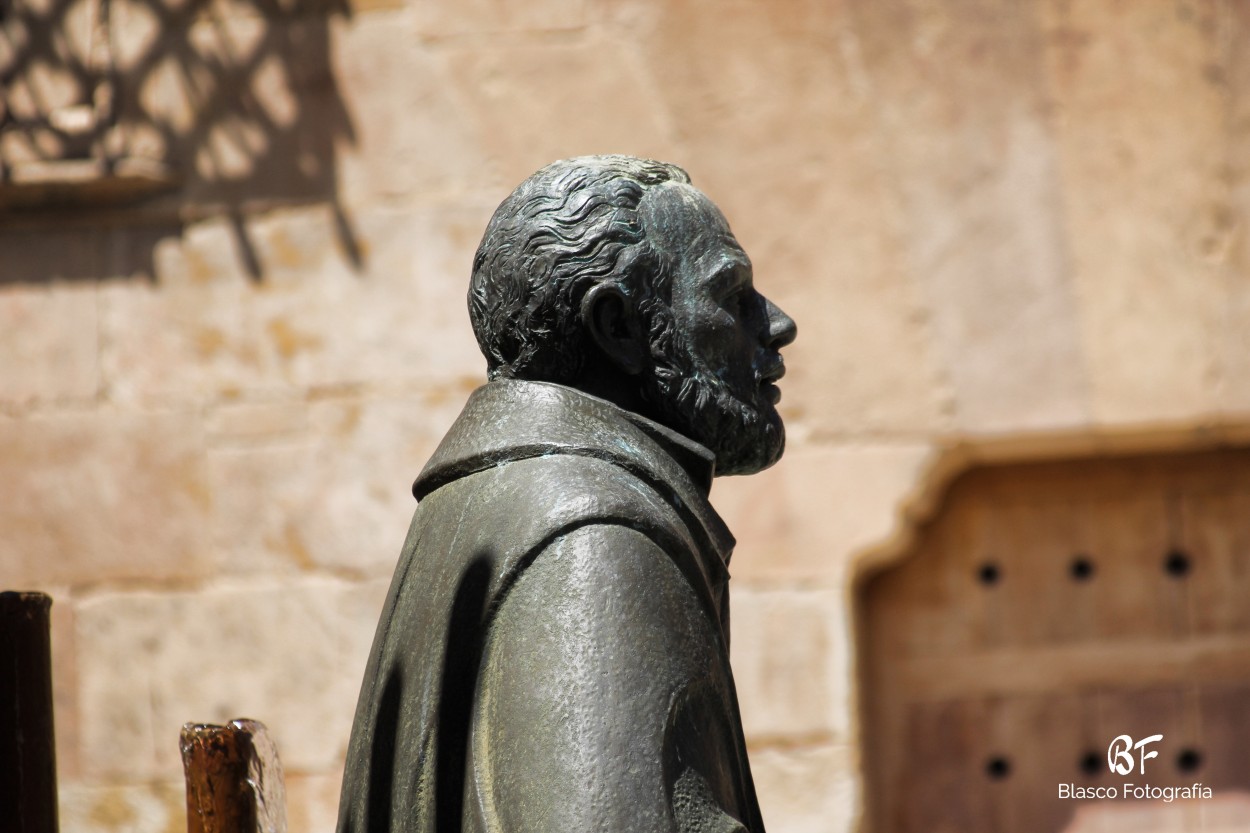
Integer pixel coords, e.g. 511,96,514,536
468,155,691,383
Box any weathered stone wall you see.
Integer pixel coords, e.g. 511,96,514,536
4,0,1248,830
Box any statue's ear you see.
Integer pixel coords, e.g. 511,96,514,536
581,282,646,376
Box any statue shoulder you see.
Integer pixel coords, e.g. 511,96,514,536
417,451,698,559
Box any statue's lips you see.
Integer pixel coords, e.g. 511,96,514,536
759,359,785,404
758,358,785,403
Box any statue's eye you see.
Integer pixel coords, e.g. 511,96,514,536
721,289,748,318
736,289,758,319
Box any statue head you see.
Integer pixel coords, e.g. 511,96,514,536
469,155,797,475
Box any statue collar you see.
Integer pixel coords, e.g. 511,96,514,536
413,379,735,564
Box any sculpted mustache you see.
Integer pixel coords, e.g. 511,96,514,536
756,356,785,385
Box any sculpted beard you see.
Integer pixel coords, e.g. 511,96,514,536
638,298,785,476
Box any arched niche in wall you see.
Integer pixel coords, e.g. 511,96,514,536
856,447,1250,833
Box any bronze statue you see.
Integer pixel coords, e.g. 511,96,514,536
337,155,797,833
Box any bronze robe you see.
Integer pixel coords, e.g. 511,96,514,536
336,380,764,833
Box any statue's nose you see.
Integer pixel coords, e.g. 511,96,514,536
764,297,797,350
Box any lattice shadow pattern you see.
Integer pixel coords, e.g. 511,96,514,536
0,0,357,280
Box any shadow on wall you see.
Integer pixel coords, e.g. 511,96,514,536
0,0,358,282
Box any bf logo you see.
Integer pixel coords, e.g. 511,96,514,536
1108,734,1163,775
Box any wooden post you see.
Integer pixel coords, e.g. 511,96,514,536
180,719,287,833
0,591,59,833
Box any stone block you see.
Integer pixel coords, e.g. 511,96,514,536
440,32,676,190
102,206,486,407
208,443,320,577
0,411,211,587
717,441,935,583
333,14,497,205
286,771,346,833
149,215,251,287
749,744,857,833
76,577,390,781
415,0,586,36
100,217,284,406
730,587,844,743
777,260,949,438
849,0,1092,434
0,284,98,406
98,276,277,405
1039,0,1227,426
346,0,404,12
207,392,467,576
1221,284,1250,420
242,205,487,392
58,781,185,833
617,0,846,226
615,0,948,437
205,400,309,445
1221,4,1250,417
739,162,947,437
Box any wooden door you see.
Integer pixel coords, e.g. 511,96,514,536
859,449,1250,833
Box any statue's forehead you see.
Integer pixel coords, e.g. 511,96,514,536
640,182,737,253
